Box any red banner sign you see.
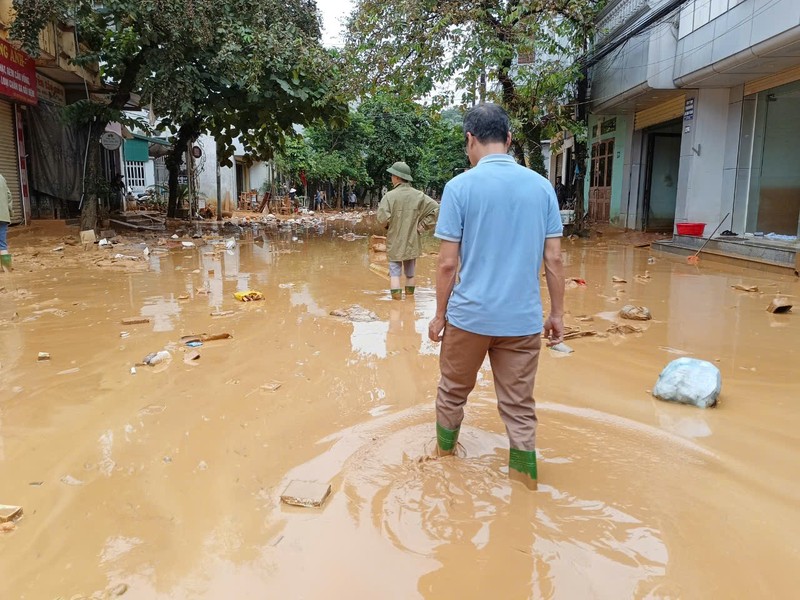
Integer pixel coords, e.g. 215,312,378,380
0,38,37,105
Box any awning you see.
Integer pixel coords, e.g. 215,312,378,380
123,138,149,162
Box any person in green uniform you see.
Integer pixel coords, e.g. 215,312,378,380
377,162,439,300
0,173,12,272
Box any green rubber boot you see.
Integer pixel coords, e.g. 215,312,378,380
509,448,538,486
436,422,459,455
0,253,11,271
390,288,403,300
405,285,415,296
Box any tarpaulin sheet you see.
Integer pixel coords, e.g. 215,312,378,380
27,102,87,203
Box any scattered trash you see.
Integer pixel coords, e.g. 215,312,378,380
52,246,64,252
0,521,16,533
653,357,721,408
233,290,264,302
608,323,643,335
178,294,189,300
370,235,387,252
113,253,140,261
163,456,173,464
80,230,97,245
99,238,111,247
550,342,573,354
612,276,627,283
647,257,656,264
171,234,179,239
120,331,130,338
197,460,208,471
183,350,201,365
107,583,129,597
28,481,43,486
635,271,652,282
181,333,232,344
37,352,50,361
186,341,203,348
261,380,282,392
211,310,235,318
566,277,586,288
143,246,150,258
620,305,652,321
766,298,792,313
121,317,150,325
181,241,196,248
225,238,236,250
142,350,171,366
732,284,759,293
280,480,332,508
575,315,594,322
60,475,84,486
330,305,379,322
0,504,23,522
130,367,136,375
369,263,390,279
562,327,598,340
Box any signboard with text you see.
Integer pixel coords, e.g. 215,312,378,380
0,38,37,105
35,73,65,106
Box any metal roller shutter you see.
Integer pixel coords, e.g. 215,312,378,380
0,100,21,224
634,95,686,131
744,65,800,97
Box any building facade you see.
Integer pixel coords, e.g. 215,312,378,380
587,0,800,239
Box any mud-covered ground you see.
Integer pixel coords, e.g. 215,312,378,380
1,214,799,599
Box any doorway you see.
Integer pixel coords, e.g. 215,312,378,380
589,139,613,221
235,160,247,203
642,123,681,232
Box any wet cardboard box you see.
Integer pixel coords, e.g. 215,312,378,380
0,504,23,523
280,481,331,508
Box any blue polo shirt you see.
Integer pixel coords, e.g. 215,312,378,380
434,154,563,336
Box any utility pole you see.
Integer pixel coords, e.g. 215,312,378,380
573,31,589,231
215,139,222,221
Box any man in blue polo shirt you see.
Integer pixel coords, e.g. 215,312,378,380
428,103,565,489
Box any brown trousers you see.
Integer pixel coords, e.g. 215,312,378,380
436,323,542,451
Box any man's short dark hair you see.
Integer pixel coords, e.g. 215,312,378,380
463,103,511,144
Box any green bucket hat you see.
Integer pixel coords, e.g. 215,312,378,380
387,161,413,182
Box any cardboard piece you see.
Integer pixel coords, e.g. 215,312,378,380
80,230,97,245
121,317,151,325
767,298,792,314
280,480,331,508
0,505,23,523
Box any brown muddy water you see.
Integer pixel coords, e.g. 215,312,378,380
1,218,799,599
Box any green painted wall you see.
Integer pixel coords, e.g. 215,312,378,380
585,114,627,223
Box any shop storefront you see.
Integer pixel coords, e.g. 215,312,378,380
0,37,37,224
741,75,800,237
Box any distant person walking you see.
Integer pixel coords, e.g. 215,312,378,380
554,176,567,208
377,161,439,300
349,190,357,211
0,173,12,272
428,103,565,489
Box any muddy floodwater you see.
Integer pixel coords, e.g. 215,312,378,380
1,219,799,599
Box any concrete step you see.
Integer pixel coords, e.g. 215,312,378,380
652,235,799,274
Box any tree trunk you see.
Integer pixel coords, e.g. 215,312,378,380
79,119,107,232
78,49,149,231
166,121,200,218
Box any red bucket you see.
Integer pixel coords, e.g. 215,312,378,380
676,222,706,236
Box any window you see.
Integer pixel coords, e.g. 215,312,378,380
601,117,617,135
125,161,146,193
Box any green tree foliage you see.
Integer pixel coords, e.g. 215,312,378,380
276,99,467,204
12,0,346,225
343,0,602,174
